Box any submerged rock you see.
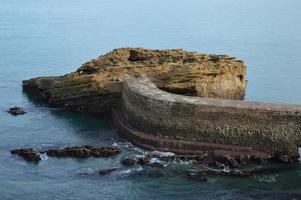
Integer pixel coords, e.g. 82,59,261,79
145,167,165,177
7,106,26,116
10,148,41,162
45,146,121,158
188,172,208,181
22,48,247,116
137,156,151,166
121,158,136,167
99,168,117,175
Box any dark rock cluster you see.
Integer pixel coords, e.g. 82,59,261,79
121,158,136,167
137,156,151,165
212,150,270,168
45,146,121,158
10,145,287,180
99,168,117,176
10,149,41,162
117,150,283,180
11,146,121,162
7,106,26,116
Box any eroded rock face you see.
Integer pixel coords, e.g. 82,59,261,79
22,48,247,116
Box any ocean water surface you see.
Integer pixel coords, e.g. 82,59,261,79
0,0,301,199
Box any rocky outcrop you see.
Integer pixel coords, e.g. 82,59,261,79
137,156,151,165
45,146,121,158
11,149,41,162
121,158,136,167
7,106,26,116
22,48,247,116
11,146,121,162
99,168,117,176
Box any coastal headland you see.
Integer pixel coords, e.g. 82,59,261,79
22,48,301,163
22,48,247,115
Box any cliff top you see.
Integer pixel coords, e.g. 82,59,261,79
77,48,244,74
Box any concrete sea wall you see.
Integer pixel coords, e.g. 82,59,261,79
115,77,301,159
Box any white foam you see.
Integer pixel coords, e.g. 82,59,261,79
111,143,118,147
39,153,48,161
150,151,175,157
117,169,132,175
149,158,167,167
255,174,279,183
115,141,134,148
149,158,160,164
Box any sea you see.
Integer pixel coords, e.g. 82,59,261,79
0,0,301,199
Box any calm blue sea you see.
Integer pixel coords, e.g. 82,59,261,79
0,0,301,199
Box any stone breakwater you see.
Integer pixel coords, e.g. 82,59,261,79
22,48,247,116
114,77,301,161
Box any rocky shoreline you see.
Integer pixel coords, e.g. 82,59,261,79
10,144,290,181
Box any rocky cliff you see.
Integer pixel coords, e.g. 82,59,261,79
22,48,247,116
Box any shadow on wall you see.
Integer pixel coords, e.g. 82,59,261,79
22,89,114,130
158,86,198,96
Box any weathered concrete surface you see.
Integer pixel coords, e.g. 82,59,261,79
117,77,301,160
22,48,247,116
113,108,270,164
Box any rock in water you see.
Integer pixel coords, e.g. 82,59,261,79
7,106,26,116
121,158,136,167
137,156,151,166
22,48,247,116
45,146,121,158
188,172,208,181
11,146,120,163
99,168,117,175
11,148,41,162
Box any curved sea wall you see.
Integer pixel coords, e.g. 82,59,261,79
114,77,301,160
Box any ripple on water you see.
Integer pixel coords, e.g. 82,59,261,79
255,174,279,183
